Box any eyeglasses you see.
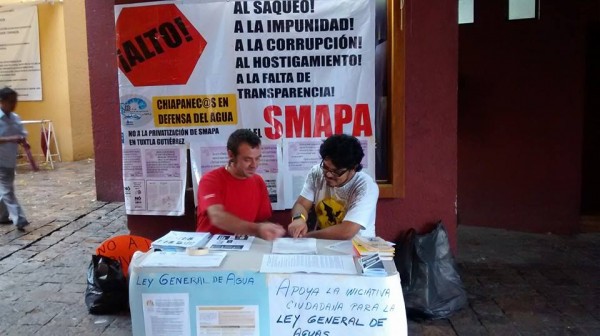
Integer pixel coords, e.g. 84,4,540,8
320,160,349,178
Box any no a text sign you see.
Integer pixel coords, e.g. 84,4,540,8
116,4,206,86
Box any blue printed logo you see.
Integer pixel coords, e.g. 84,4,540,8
120,95,152,127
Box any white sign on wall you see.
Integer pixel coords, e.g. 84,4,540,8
0,6,42,101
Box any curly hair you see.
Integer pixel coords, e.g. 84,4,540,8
319,134,364,172
227,129,261,156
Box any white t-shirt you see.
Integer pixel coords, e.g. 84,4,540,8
300,164,379,237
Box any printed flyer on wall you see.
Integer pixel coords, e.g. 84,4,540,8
196,305,259,336
116,0,376,215
142,293,191,336
123,146,187,215
0,6,42,101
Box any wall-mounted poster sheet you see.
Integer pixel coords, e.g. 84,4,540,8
123,146,187,215
116,0,376,214
0,6,42,101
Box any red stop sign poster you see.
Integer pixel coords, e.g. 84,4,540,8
116,4,207,86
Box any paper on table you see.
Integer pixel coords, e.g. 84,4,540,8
151,231,211,250
260,254,357,275
325,240,356,255
205,234,255,251
272,238,317,254
139,251,227,268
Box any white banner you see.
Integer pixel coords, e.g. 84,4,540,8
116,0,376,214
0,6,42,101
267,273,406,336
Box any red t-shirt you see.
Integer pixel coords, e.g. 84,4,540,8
196,167,272,234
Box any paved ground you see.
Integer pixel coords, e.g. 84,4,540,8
0,161,130,335
0,160,599,335
413,228,600,336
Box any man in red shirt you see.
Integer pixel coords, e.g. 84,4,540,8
196,129,285,240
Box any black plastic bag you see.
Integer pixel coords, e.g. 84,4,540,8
395,221,467,319
84,255,129,314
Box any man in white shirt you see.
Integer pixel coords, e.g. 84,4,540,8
0,87,30,230
288,134,379,240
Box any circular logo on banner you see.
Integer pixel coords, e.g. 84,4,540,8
120,95,152,127
116,4,207,86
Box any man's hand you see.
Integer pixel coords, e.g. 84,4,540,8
288,197,312,238
288,219,308,238
257,222,285,241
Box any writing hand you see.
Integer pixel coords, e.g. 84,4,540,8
288,219,308,238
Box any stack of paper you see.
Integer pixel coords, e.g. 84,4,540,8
358,254,387,276
352,236,395,259
151,231,212,251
